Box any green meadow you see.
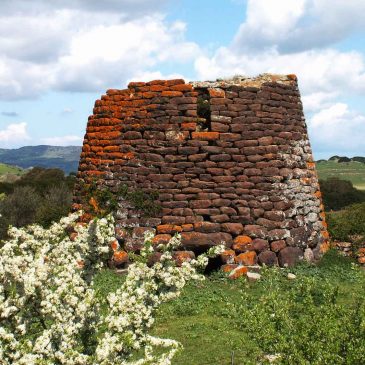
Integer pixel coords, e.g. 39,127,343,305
316,160,365,190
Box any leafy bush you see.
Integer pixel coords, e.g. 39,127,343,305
35,184,72,227
0,168,75,240
326,202,365,242
0,167,75,195
0,186,42,237
319,177,365,211
235,270,365,364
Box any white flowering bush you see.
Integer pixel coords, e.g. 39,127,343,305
0,213,224,365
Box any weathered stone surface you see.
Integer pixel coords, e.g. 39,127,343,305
229,266,248,279
75,75,328,270
194,222,220,233
235,251,257,266
221,223,244,235
244,225,268,239
221,249,236,264
258,251,278,266
112,250,128,265
252,239,270,252
246,272,261,281
181,231,232,248
173,251,195,266
221,263,238,273
270,240,286,252
152,234,172,246
278,247,304,267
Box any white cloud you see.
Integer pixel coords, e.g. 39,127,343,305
0,122,30,145
195,48,365,98
0,0,169,16
302,92,339,113
0,4,200,100
233,0,365,54
308,103,365,158
41,135,83,146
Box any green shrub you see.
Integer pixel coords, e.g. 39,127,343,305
327,202,365,241
35,184,73,227
319,177,365,211
0,182,73,240
234,269,365,364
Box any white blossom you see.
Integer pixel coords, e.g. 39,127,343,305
0,211,224,364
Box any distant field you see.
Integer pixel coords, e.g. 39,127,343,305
0,163,23,176
316,160,365,190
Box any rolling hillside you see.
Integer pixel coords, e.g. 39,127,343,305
316,160,365,190
0,145,81,174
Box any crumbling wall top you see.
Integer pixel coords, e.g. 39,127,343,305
190,73,297,89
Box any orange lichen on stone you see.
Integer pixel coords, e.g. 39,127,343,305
89,197,99,212
161,91,183,97
300,177,311,185
229,266,248,279
287,74,297,81
113,250,128,264
109,152,134,160
182,224,193,231
222,264,238,273
357,248,365,256
233,235,253,252
110,240,119,252
234,235,252,245
157,224,183,234
358,257,365,264
80,212,93,223
173,251,194,266
128,81,146,88
142,92,158,99
152,234,172,245
192,132,220,141
208,88,225,98
321,230,330,239
220,249,236,264
150,85,169,92
181,122,197,131
170,83,192,91
319,241,330,254
148,79,167,86
314,190,322,199
235,251,257,266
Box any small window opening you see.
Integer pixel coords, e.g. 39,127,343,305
196,89,211,131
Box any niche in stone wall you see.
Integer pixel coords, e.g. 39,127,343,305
196,88,211,133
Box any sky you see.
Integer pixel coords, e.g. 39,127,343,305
0,0,364,160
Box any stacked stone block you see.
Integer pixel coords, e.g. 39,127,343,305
73,74,329,269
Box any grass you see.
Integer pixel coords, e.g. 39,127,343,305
94,250,365,365
316,160,365,190
0,163,23,176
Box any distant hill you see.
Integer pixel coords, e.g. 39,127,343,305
316,157,365,191
0,145,81,174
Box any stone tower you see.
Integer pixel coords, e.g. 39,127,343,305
73,74,329,268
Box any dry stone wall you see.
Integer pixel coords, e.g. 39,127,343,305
73,74,329,269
